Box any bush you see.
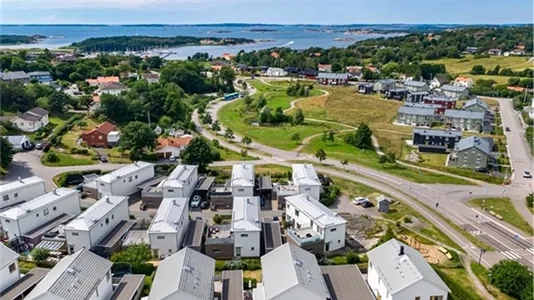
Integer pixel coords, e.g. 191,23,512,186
346,251,360,264
54,169,104,187
526,194,533,210
31,248,50,263
43,151,60,162
215,260,226,271
243,277,257,290
404,216,412,223
70,148,89,155
132,263,155,275
489,260,533,299
140,152,159,162
213,214,222,224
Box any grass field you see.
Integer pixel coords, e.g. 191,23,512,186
470,262,515,300
468,197,533,235
246,79,323,110
435,266,485,300
62,117,98,152
41,151,97,166
423,55,532,74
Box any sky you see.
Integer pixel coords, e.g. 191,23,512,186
1,0,533,25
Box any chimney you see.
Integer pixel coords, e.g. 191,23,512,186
106,196,111,203
399,245,404,256
18,176,23,183
134,161,138,166
53,188,58,195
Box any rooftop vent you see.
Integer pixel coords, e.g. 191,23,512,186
294,259,303,267
399,245,404,256
53,188,58,195
92,218,98,223
254,219,260,223
105,196,111,203
18,176,23,183
25,208,31,213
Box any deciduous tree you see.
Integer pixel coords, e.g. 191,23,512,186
120,121,157,153
180,137,215,172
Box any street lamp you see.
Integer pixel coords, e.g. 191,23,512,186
478,248,486,265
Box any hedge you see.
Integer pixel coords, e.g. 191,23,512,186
132,263,156,275
54,169,104,187
215,258,261,271
243,277,257,290
48,115,83,146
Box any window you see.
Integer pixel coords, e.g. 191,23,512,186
251,247,255,251
310,221,314,227
330,228,337,232
295,209,300,216
128,176,132,182
286,204,290,209
213,249,221,254
3,195,9,201
14,193,18,198
238,188,244,192
236,247,241,256
36,213,39,217
101,223,103,227
169,249,172,253
112,214,114,220
53,206,57,211
241,234,249,237
430,297,443,300
475,162,481,168
98,136,103,140
296,223,301,229
476,154,481,160
106,271,110,282
338,240,341,243
5,220,10,223
135,175,138,179
44,208,49,216
415,297,421,300
9,263,16,273
304,187,311,191
72,232,79,236
168,189,174,193
105,218,109,225
157,236,165,239
100,183,105,187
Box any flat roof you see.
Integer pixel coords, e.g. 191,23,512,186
97,161,154,184
161,165,197,188
231,197,261,232
0,268,50,300
196,176,215,191
182,220,205,248
222,270,244,300
285,194,347,228
258,176,272,190
0,176,45,195
109,275,145,300
65,196,128,231
24,213,73,239
97,220,135,248
0,188,78,220
320,265,375,300
261,218,282,251
122,230,149,247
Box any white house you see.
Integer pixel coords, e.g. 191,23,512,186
148,197,190,259
6,135,32,152
429,75,448,90
95,161,155,197
454,76,474,88
265,67,288,77
0,188,80,241
11,107,49,132
231,197,261,257
0,243,20,293
253,243,331,300
25,249,113,300
96,82,129,95
149,247,215,300
367,239,450,300
155,136,193,159
231,164,255,197
161,165,199,198
0,176,46,210
285,193,347,252
291,164,321,200
64,195,130,254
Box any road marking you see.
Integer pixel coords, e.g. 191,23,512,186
525,248,534,255
419,184,439,193
470,208,522,237
501,251,521,260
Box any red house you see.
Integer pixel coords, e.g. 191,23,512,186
423,95,457,114
81,121,116,148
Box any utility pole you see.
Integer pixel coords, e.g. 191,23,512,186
478,248,486,265
147,110,151,128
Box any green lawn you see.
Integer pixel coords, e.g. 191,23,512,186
470,262,515,300
303,134,473,185
526,127,533,155
217,147,258,161
434,266,485,300
468,198,533,235
41,151,97,167
423,55,532,74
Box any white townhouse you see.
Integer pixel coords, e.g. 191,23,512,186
161,165,199,198
367,239,450,300
253,243,331,300
265,67,288,77
231,164,255,197
11,107,49,133
0,176,46,210
285,193,347,253
64,195,130,254
0,188,80,241
25,249,113,300
231,197,261,257
0,243,20,293
149,247,215,300
148,197,190,259
95,161,155,197
291,164,322,201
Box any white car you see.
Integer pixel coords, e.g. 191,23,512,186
523,171,532,178
169,156,177,162
191,195,201,208
352,197,369,205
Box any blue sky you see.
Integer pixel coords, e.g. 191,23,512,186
1,0,532,24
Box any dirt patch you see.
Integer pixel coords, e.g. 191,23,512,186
243,270,262,280
340,213,382,251
398,235,450,265
295,94,328,110
404,149,420,163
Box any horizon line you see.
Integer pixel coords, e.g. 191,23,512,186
1,22,532,26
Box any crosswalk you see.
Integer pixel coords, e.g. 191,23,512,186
501,248,534,260
526,248,534,255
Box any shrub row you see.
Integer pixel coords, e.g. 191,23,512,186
48,115,83,146
54,169,104,187
215,258,261,271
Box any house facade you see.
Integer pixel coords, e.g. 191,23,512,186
265,67,288,77
81,121,117,148
316,73,349,85
404,80,429,92
11,107,49,132
292,164,321,201
440,84,469,100
95,161,155,197
429,75,448,89
97,82,129,95
0,188,80,241
231,197,261,257
0,176,46,210
396,107,436,127
404,103,442,115
454,76,474,88
423,95,457,114
285,194,347,253
148,197,190,259
64,195,130,253
448,136,494,169
444,110,485,132
28,71,53,84
463,98,495,123
406,91,429,103
156,136,193,159
412,128,462,153
161,165,199,198
6,135,32,152
231,164,255,197
373,79,396,93
0,243,20,293
367,239,450,300
142,73,160,83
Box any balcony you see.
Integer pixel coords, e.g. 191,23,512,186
287,227,322,245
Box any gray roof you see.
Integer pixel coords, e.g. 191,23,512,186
28,71,51,77
0,243,19,270
17,112,42,122
444,109,484,120
149,247,215,300
6,135,29,146
424,94,457,102
408,91,429,96
441,84,467,93
398,106,436,116
26,249,112,300
0,71,29,81
367,239,450,295
320,265,375,300
413,128,462,138
28,107,49,117
376,195,390,203
317,72,349,80
404,80,427,87
405,103,441,109
455,136,492,155
261,243,331,300
464,98,492,113
377,79,395,84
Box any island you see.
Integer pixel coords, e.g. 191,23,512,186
249,29,278,32
0,34,47,45
70,35,256,52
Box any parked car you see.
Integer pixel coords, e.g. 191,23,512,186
352,197,369,205
505,127,510,132
44,230,58,238
169,156,177,162
361,201,374,208
42,143,51,152
99,156,108,163
523,171,532,178
191,195,201,208
35,143,44,150
272,216,279,222
195,216,203,221
200,201,209,209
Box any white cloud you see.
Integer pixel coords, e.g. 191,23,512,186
3,0,208,9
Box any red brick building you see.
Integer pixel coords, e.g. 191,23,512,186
81,121,116,148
